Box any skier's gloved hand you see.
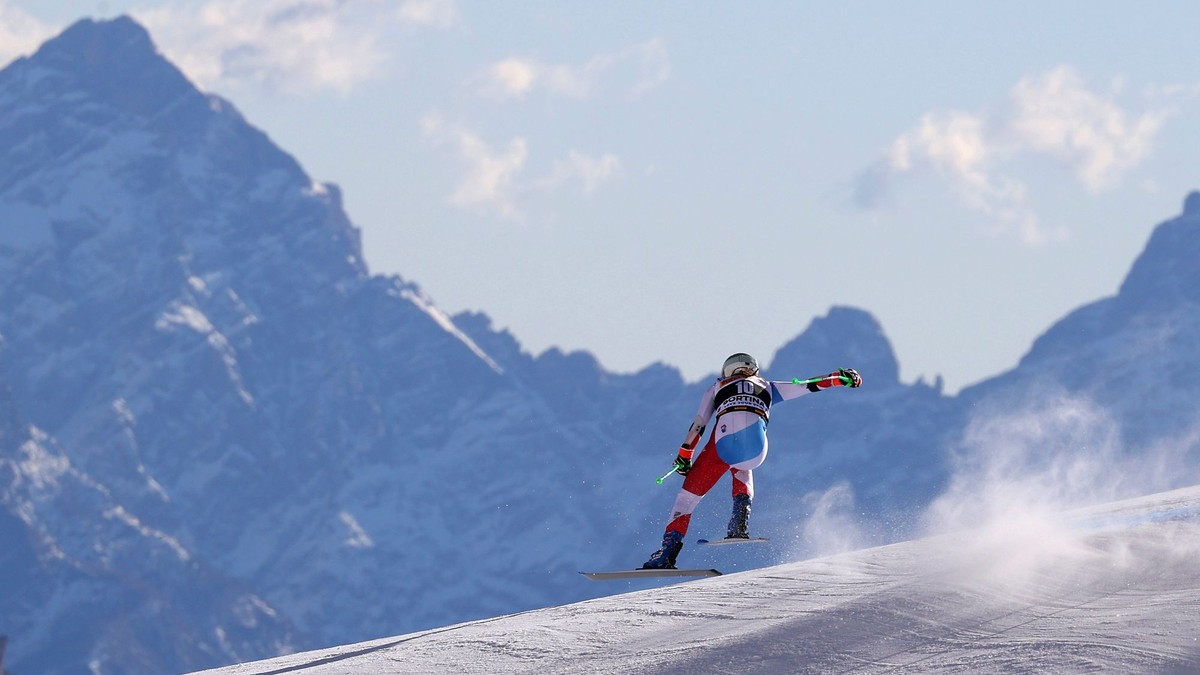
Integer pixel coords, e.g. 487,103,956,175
673,454,692,476
839,368,862,388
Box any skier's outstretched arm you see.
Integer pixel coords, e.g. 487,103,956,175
769,368,862,402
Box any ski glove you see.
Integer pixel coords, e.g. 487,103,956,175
839,368,863,388
673,454,692,476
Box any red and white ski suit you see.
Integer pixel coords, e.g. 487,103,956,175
663,371,852,537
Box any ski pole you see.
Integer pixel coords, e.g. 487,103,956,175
792,374,853,387
655,466,678,485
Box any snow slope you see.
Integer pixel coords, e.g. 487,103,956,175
192,485,1200,674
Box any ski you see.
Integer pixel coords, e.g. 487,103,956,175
580,568,722,581
697,537,769,546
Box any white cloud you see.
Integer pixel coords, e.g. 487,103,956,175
423,115,527,219
134,0,454,95
536,150,622,196
398,0,459,28
0,2,53,66
423,116,622,220
477,38,670,100
451,133,528,218
484,57,538,98
856,65,1174,244
886,110,1042,243
1010,66,1170,192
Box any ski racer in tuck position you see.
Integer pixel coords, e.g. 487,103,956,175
642,353,862,569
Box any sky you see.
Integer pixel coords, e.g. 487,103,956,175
5,1,1200,393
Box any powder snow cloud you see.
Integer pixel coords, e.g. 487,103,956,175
918,391,1199,586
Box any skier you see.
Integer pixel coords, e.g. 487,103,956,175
642,353,862,569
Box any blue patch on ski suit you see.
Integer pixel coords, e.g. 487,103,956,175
714,415,768,467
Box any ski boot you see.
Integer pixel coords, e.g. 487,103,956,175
641,530,684,569
726,494,752,539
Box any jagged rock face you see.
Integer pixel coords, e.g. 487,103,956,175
0,17,689,672
769,306,902,389
1,16,1198,675
1119,190,1200,307
962,193,1200,445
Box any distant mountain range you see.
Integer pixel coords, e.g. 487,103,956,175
1,17,1196,675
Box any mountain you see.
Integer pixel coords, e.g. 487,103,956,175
192,484,1200,674
960,191,1200,459
0,16,1197,675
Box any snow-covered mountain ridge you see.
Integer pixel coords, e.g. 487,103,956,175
193,484,1200,674
0,16,1198,675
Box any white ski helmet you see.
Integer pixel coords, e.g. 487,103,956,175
722,353,759,378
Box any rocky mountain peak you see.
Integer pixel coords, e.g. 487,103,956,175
1184,190,1200,216
1117,192,1200,309
10,16,201,121
768,306,900,388
0,15,366,286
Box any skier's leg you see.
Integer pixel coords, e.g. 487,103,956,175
643,435,728,568
731,467,754,500
726,434,766,538
665,435,728,536
727,468,754,538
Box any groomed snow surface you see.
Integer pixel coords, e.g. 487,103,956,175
195,485,1200,674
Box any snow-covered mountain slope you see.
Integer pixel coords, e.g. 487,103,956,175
191,484,1200,674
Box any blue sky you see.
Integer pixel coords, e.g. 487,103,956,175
5,1,1200,392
